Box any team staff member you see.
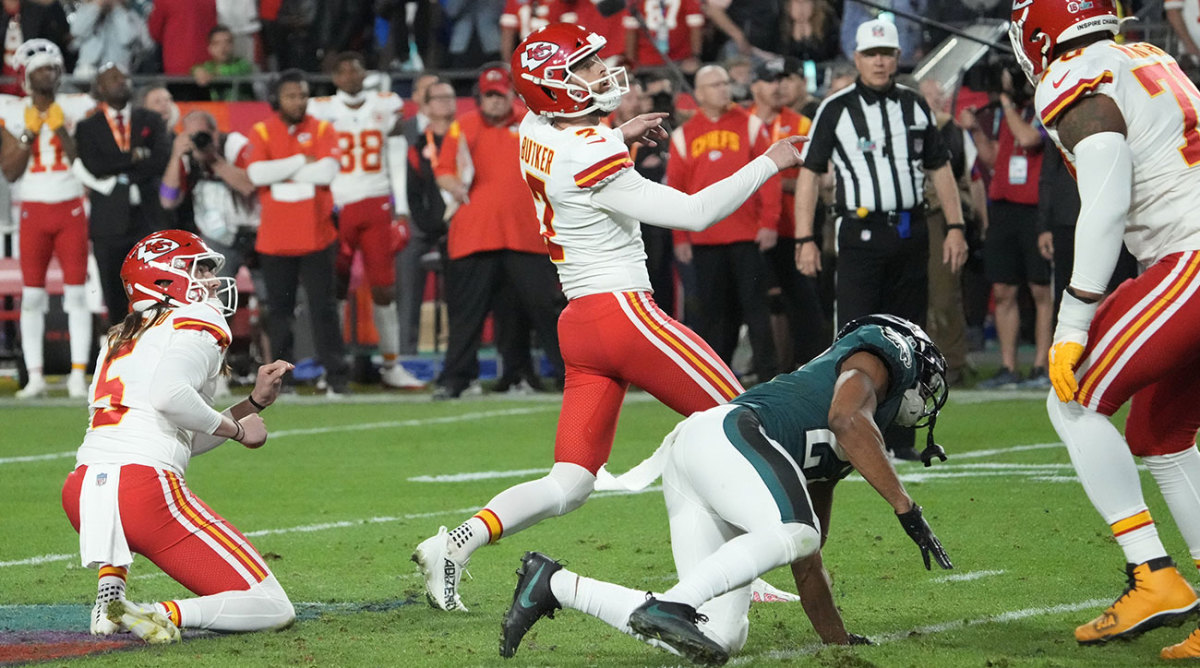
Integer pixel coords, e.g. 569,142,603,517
430,66,564,400
794,18,967,459
670,64,782,383
246,69,349,394
748,59,829,368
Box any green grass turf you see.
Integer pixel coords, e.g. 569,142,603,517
2,390,1195,667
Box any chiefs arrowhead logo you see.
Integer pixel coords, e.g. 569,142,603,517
520,41,558,71
136,237,181,263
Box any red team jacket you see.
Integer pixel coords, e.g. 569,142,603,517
667,105,782,246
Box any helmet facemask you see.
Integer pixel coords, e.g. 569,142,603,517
130,251,237,317
525,35,629,118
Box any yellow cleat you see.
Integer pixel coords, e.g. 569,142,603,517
1163,627,1200,660
1076,558,1199,645
106,600,181,644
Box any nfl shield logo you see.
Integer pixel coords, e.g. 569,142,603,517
96,473,108,486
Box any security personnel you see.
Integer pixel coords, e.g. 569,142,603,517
793,18,968,459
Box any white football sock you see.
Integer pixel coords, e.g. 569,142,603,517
1146,447,1200,565
1048,395,1167,564
373,303,400,360
96,565,127,603
19,287,47,373
166,576,294,632
550,569,647,637
662,523,819,608
63,284,92,367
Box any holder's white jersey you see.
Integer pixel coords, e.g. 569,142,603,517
517,112,650,300
1038,40,1200,266
76,302,231,475
307,92,403,206
0,93,94,203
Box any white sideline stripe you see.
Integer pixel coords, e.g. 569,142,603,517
0,488,661,569
0,407,560,467
932,569,1005,583
742,597,1111,663
409,468,548,483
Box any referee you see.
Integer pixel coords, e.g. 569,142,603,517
794,18,968,459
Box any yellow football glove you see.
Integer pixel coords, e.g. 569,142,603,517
43,103,64,132
23,104,42,135
1048,340,1085,402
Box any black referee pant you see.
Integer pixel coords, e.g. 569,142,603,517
437,250,564,394
691,241,777,382
835,214,930,456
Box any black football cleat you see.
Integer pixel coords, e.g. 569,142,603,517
628,596,729,666
500,551,563,658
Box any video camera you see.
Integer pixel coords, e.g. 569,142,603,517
962,55,1032,105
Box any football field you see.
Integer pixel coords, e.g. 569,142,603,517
2,388,1195,666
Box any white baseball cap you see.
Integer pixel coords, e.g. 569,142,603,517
856,19,900,52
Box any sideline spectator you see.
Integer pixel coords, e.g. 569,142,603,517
499,0,551,57
704,0,780,56
622,0,703,75
68,0,153,80
2,39,94,399
779,0,840,64
431,66,564,399
443,0,502,70
246,69,348,394
136,83,179,131
192,25,255,102
0,0,72,95
75,62,171,326
215,0,261,65
780,55,820,118
260,0,318,72
555,0,625,60
396,74,454,356
147,0,217,99
670,64,781,383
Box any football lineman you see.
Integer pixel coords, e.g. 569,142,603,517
501,315,953,665
307,52,424,389
413,22,805,612
1,39,95,398
1011,0,1200,658
61,230,295,643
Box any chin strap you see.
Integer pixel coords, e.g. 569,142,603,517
920,415,947,468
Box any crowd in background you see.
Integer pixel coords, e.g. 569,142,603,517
0,0,1180,399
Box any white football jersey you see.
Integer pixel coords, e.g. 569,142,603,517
76,302,231,475
0,93,94,203
307,92,403,206
1037,41,1200,267
518,112,650,300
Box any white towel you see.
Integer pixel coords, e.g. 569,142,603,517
78,464,134,568
594,420,687,492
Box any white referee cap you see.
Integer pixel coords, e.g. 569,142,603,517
856,19,900,52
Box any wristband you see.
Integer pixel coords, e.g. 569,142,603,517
159,183,181,200
795,235,816,245
233,420,245,443
247,394,267,411
945,223,965,232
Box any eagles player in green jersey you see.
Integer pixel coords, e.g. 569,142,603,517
499,314,953,665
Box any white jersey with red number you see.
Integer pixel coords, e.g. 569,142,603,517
307,92,403,206
76,302,232,475
518,111,649,300
0,93,95,203
1037,41,1200,266
501,0,551,38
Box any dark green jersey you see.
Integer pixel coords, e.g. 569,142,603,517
729,325,918,482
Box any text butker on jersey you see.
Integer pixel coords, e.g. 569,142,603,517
518,112,652,300
0,93,94,203
306,92,403,207
1037,41,1200,267
76,301,232,476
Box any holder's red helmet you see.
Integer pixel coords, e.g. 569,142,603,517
1009,0,1119,82
121,230,237,316
510,22,629,118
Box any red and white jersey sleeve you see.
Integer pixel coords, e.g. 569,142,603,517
1037,41,1200,266
0,93,94,203
76,302,232,475
518,111,649,300
307,92,403,206
501,0,551,37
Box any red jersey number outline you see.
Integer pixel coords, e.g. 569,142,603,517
1130,60,1200,166
90,341,136,428
29,133,68,173
336,129,385,173
524,172,565,262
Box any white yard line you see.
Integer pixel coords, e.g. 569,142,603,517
932,569,1005,583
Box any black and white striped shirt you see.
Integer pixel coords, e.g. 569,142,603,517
802,79,949,213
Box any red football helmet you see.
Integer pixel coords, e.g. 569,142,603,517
511,22,629,118
1009,0,1120,82
120,230,237,316
14,38,63,95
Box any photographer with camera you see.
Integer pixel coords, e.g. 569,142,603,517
160,110,258,282
958,63,1052,390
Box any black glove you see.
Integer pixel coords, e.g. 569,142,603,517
847,633,873,645
896,504,953,570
